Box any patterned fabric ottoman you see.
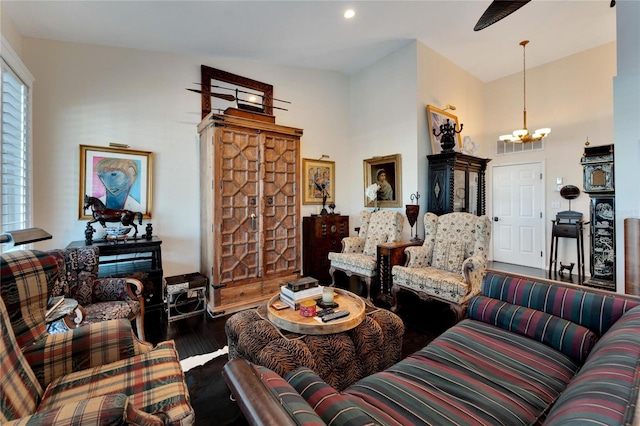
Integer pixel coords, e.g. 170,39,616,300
225,301,404,391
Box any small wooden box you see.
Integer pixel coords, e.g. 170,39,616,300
286,277,319,292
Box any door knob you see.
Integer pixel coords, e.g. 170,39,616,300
493,216,499,222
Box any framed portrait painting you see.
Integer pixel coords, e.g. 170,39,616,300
363,154,402,208
79,145,153,219
426,105,462,154
302,158,335,205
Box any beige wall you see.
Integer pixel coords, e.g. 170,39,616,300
1,4,23,57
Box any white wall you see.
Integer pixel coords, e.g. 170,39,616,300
20,38,350,276
3,4,635,288
416,41,485,234
483,42,616,274
348,41,418,239
614,0,640,293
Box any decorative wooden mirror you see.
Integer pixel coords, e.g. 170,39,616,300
200,65,274,119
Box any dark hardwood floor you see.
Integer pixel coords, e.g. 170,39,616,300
150,261,568,360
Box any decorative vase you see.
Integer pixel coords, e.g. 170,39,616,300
405,204,420,242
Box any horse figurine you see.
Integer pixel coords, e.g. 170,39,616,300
83,195,143,236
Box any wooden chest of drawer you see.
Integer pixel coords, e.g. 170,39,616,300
303,215,349,284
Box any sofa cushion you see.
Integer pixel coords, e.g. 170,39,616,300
344,319,580,425
468,295,599,363
432,240,465,273
252,365,325,425
392,265,470,303
40,341,194,426
544,305,640,425
287,367,397,425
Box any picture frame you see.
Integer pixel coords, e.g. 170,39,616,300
363,154,402,208
302,158,335,205
79,145,153,219
426,105,462,154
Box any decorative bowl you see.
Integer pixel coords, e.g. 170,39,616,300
105,227,132,237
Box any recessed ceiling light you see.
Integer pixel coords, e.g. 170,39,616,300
344,9,356,19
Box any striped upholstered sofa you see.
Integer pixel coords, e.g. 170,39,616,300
223,270,640,425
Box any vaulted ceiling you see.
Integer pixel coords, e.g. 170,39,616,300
3,1,616,83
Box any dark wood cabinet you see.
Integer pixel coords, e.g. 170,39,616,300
303,215,349,284
427,152,490,216
66,237,164,311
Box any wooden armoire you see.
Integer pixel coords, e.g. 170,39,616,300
198,111,303,316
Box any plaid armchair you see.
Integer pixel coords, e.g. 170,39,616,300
328,210,404,299
0,250,151,388
47,246,146,340
0,249,194,425
391,212,491,321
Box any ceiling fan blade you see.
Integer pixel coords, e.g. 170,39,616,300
474,0,531,31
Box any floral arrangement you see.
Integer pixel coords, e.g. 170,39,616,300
365,183,380,201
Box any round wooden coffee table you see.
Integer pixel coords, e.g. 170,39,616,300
266,288,366,335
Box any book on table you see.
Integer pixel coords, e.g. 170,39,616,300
280,284,323,301
279,292,321,310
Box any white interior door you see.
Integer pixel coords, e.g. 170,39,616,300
492,162,544,268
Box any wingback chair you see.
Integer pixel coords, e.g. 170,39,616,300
47,246,146,340
0,249,195,425
328,210,404,299
391,212,491,321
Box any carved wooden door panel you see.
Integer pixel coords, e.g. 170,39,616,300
217,126,261,285
262,132,300,277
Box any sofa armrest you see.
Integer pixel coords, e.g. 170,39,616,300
4,394,132,426
222,359,317,426
24,318,152,389
404,246,431,268
341,237,365,254
461,254,487,292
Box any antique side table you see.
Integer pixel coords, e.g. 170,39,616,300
377,240,424,302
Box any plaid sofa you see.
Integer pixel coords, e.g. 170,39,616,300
1,250,194,425
223,270,640,425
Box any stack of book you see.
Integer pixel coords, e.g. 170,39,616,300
280,278,322,310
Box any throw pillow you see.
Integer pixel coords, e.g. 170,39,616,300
432,240,465,273
468,296,599,363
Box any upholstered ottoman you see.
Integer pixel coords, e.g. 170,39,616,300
225,301,404,391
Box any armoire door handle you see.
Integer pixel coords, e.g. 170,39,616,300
251,213,256,230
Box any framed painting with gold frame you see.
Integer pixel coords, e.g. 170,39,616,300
426,105,462,154
79,145,153,219
363,154,402,208
302,158,335,205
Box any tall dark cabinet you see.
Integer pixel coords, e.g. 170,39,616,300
427,152,490,216
581,144,615,290
303,215,349,284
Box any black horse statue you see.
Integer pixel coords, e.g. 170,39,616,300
83,195,143,236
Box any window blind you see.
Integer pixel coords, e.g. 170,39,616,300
1,38,34,252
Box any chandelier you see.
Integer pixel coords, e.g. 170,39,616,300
500,40,550,143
